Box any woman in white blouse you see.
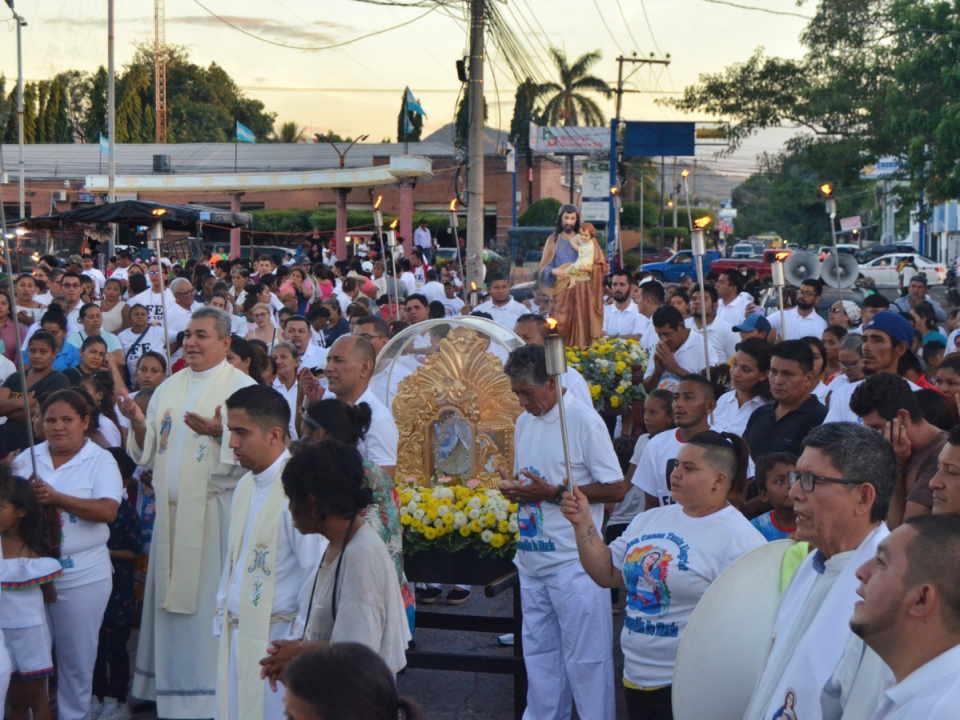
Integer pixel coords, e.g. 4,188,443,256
711,337,772,437
12,389,123,720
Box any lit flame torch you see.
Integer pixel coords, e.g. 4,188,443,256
542,318,573,493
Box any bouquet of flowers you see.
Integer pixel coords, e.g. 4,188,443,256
398,479,519,559
567,336,648,413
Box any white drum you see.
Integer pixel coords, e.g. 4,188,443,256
673,539,796,720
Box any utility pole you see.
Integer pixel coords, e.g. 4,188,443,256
609,54,671,258
672,157,678,228
466,0,485,291
107,0,116,256
5,1,26,220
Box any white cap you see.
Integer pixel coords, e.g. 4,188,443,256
361,261,373,273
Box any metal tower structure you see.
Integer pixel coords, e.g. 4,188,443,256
154,0,167,143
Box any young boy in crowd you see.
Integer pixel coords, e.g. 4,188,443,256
92,449,142,720
750,452,798,542
923,341,946,381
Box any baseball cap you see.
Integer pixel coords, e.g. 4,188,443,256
733,314,771,333
361,261,373,273
67,254,83,265
863,310,914,347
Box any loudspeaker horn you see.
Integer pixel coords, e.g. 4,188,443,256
783,251,820,285
821,252,859,289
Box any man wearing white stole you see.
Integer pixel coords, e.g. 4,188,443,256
744,423,898,720
121,307,257,718
214,385,324,720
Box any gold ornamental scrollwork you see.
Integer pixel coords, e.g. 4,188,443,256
393,326,521,489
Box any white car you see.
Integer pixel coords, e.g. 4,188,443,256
857,253,947,287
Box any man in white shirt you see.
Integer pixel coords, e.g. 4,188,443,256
768,278,828,341
166,278,205,360
743,422,897,720
687,285,739,362
473,274,528,329
413,219,434,264
602,270,645,340
58,271,86,329
409,248,430,291
215,385,324,720
514,314,594,408
283,315,328,371
715,269,754,326
81,253,107,294
635,279,663,352
440,282,465,317
825,312,920,424
127,262,177,327
642,305,717,394
323,335,398,478
420,268,446,304
110,249,135,292
501,344,624,720
848,515,960,720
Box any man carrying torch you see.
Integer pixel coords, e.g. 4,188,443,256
499,342,624,720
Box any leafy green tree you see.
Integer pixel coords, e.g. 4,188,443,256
509,78,543,151
276,121,306,143
85,67,109,144
454,92,487,148
518,198,561,226
539,48,612,127
22,83,36,143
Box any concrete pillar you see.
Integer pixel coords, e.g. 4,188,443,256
229,192,244,259
399,180,414,257
336,188,350,261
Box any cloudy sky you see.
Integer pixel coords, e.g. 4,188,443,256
1,0,812,175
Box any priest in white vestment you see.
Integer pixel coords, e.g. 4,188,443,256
214,385,324,720
121,307,257,719
744,423,898,720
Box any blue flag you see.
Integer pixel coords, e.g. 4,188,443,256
99,133,109,154
236,121,256,144
404,87,426,117
404,114,414,137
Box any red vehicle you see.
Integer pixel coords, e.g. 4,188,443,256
711,249,792,280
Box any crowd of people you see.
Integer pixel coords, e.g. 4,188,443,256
0,240,957,720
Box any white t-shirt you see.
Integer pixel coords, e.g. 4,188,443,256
685,316,740,363
560,369,594,409
716,291,753,326
632,428,686,507
609,503,765,687
440,296,465,317
297,342,329,371
603,302,646,337
328,387,399,469
272,378,299,440
473,297,529,330
824,377,921,424
710,391,769,437
767,306,828,342
513,395,623,577
118,325,167,379
11,440,123,589
947,328,960,356
610,434,651,526
82,267,107,293
642,329,717,393
420,281,446,304
127,288,177,326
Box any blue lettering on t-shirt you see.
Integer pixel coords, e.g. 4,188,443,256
666,532,691,571
517,539,557,553
623,615,679,637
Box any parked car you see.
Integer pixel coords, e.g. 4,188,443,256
641,250,721,283
626,243,674,264
861,243,929,262
816,244,860,261
731,243,755,259
712,249,792,279
857,253,947,286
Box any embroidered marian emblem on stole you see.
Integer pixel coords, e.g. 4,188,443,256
248,542,271,607
158,410,173,454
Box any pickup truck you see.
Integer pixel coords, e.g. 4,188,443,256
641,250,721,283
711,249,792,279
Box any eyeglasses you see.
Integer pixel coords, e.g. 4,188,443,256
252,313,269,319
787,470,864,492
839,359,862,369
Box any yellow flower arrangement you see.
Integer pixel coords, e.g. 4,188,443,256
398,482,520,559
567,336,648,412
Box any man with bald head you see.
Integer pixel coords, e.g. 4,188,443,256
324,334,398,477
514,314,594,408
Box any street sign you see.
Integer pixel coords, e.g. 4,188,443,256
840,216,862,231
529,125,609,154
860,156,904,180
718,209,738,219
622,122,696,158
581,201,609,223
581,172,608,200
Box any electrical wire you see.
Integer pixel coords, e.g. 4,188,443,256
696,0,812,19
614,0,645,54
638,0,664,57
189,0,440,50
590,0,626,55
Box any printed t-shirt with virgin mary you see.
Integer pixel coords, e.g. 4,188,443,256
513,394,622,577
609,503,765,687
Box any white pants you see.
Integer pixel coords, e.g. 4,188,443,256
215,622,292,720
519,563,615,720
0,629,11,712
48,579,111,720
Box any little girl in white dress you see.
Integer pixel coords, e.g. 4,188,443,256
0,472,62,720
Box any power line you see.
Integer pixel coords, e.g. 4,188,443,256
614,0,645,54
696,0,812,19
591,0,626,54
638,0,664,57
189,0,439,50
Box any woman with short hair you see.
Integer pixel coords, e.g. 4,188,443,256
98,278,129,334
562,431,765,720
11,389,123,720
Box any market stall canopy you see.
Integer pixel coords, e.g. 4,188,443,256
56,200,252,227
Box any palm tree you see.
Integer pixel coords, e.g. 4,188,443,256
276,121,307,143
539,48,612,127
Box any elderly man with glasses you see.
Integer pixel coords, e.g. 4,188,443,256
166,277,204,360
744,422,898,720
